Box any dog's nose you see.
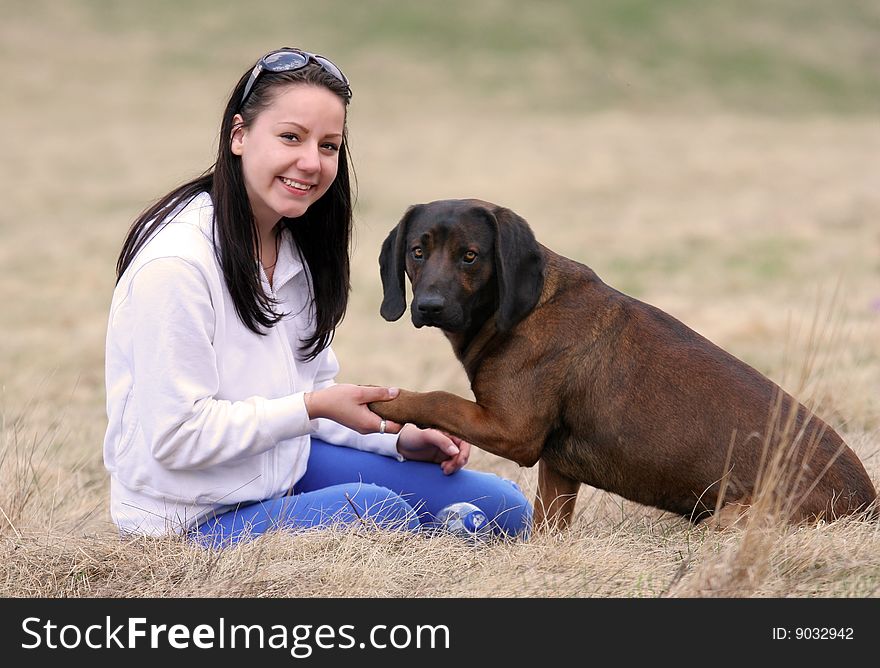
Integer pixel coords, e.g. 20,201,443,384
415,295,446,316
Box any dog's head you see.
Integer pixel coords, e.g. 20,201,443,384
379,199,545,334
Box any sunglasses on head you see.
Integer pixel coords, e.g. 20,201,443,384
240,47,351,107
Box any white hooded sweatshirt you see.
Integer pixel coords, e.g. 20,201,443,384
103,192,401,535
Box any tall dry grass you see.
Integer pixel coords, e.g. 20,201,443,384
2,307,878,599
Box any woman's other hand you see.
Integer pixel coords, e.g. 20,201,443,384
396,424,471,475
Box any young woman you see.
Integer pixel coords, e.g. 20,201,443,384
103,48,532,546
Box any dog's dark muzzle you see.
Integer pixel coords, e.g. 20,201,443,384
415,294,445,316
412,293,463,329
412,293,445,327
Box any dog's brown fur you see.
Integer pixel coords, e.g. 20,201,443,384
370,199,877,529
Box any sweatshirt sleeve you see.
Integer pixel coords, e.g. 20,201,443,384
308,344,405,462
122,257,311,470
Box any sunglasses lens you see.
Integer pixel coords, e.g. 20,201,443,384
313,55,349,85
262,50,310,72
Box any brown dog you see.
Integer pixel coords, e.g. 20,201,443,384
371,199,876,529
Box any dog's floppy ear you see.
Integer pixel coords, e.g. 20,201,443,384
489,205,545,332
379,204,421,321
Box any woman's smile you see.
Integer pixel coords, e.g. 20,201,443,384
279,176,316,194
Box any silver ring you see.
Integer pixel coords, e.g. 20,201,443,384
379,419,387,434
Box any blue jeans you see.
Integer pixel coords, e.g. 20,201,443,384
192,439,532,547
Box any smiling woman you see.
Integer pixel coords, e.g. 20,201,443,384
102,47,532,546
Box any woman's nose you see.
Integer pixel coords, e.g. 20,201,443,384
296,143,321,173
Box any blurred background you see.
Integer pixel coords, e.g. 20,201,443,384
1,0,878,534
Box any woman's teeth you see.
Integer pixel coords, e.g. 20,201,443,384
281,177,311,191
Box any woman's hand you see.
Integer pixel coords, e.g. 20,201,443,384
304,384,404,435
396,424,472,475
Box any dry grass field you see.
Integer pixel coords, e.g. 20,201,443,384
1,1,878,598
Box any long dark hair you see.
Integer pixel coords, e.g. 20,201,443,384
116,57,354,361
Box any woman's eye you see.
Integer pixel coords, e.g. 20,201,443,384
321,142,340,152
412,247,424,260
280,133,300,142
463,250,477,264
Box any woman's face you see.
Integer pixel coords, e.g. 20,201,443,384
231,83,346,230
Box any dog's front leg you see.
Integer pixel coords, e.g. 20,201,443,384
369,388,543,467
535,460,580,531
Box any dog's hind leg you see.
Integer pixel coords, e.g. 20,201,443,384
535,460,580,531
704,499,752,530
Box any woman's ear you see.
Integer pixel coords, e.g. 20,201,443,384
230,114,245,155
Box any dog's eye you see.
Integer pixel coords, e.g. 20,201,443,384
463,250,478,264
412,247,424,260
